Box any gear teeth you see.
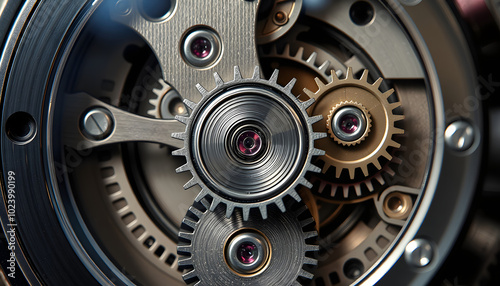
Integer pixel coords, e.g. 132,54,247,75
172,148,187,156
213,72,224,87
372,159,382,170
345,66,354,79
394,115,405,122
233,66,243,80
209,197,221,212
390,102,402,110
382,89,394,99
181,218,197,230
188,205,203,219
269,69,280,83
178,232,194,241
308,115,323,125
195,83,209,97
289,190,302,202
275,199,287,213
372,77,383,90
348,167,356,180
303,257,318,266
314,77,325,90
354,184,362,196
300,178,313,189
306,52,318,65
252,66,261,79
283,44,291,57
183,99,197,110
303,87,317,100
394,127,405,134
176,164,190,173
387,141,401,149
295,47,304,59
360,69,370,82
342,185,349,198
225,205,234,218
300,217,315,228
330,69,339,81
259,205,268,220
182,269,197,281
335,167,343,178
242,207,251,221
177,257,193,267
330,186,337,197
365,180,374,192
375,173,385,185
313,132,327,140
304,231,318,239
175,115,189,124
309,165,322,174
171,132,186,140
183,177,197,190
360,165,369,177
298,270,314,280
302,98,315,110
392,157,403,164
285,78,297,93
306,244,320,253
312,148,325,156
319,60,331,74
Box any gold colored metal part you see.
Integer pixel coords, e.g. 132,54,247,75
263,44,331,96
383,192,413,220
326,100,372,146
304,68,404,183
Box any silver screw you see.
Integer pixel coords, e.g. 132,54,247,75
445,120,475,151
405,238,434,268
181,28,222,68
81,108,114,140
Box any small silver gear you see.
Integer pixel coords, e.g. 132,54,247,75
172,66,325,220
177,199,319,285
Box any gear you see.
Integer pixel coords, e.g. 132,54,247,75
177,199,319,285
303,67,404,198
148,78,187,119
172,66,325,220
260,44,345,97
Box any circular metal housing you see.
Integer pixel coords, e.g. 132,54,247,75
225,230,270,275
331,105,368,142
181,28,222,68
177,200,318,285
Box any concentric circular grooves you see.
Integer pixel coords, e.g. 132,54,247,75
171,66,326,220
177,199,319,285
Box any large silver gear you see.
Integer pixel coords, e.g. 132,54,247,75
177,199,319,285
172,66,325,220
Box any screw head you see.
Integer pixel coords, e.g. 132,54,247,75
445,120,475,151
181,28,221,68
332,106,367,142
81,108,114,140
225,231,270,275
405,238,434,268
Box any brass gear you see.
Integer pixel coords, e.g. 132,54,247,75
326,100,372,147
304,67,404,182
